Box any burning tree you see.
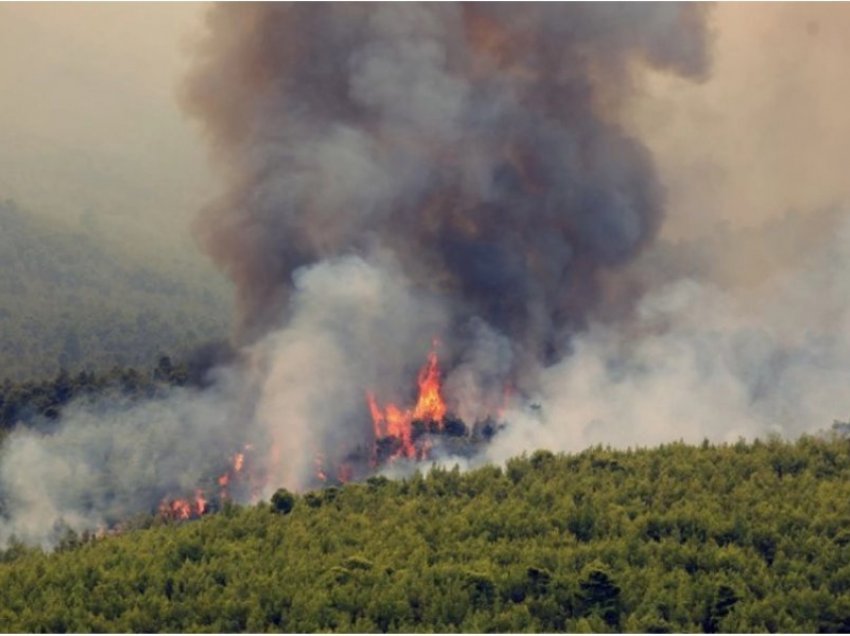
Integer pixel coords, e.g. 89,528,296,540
366,346,447,461
365,344,503,467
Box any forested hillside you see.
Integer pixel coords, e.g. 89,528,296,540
2,437,850,632
0,199,231,380
0,353,227,435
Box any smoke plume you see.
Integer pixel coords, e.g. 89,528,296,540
17,4,850,547
182,3,711,358
0,3,717,546
488,207,850,462
175,2,713,486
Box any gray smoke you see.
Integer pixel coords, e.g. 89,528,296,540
5,3,850,550
182,3,711,362
487,209,850,462
0,368,252,548
176,2,714,488
0,4,721,546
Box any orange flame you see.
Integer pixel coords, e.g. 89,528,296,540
413,348,447,423
160,444,261,523
195,490,207,516
496,384,515,420
367,344,447,460
337,463,353,484
160,498,192,521
216,446,253,499
159,488,210,521
314,453,328,482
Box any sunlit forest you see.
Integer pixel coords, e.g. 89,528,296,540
1,437,850,632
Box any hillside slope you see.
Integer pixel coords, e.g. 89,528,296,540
1,438,849,632
0,199,231,379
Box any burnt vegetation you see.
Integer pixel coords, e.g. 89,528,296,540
2,438,850,632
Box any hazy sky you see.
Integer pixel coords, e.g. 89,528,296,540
631,3,850,239
1,3,849,252
0,3,210,253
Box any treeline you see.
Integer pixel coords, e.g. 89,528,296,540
2,437,850,632
0,350,229,431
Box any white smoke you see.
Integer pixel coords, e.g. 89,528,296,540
485,211,850,463
0,367,248,548
249,252,448,492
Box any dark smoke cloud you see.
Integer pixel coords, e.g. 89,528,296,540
0,4,718,546
11,3,850,548
8,3,850,549
182,3,711,365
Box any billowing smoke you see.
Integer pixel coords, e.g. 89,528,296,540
247,252,448,488
0,368,253,548
0,3,716,546
488,207,850,462
174,3,713,482
20,3,850,548
182,3,711,360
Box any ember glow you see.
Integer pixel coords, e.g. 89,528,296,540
314,453,328,483
158,496,203,522
194,490,207,516
158,445,256,522
219,448,248,493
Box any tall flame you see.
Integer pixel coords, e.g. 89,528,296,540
367,344,447,460
412,348,447,423
158,349,450,519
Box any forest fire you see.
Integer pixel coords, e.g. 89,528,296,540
158,346,501,521
158,445,254,521
313,453,354,484
367,345,448,461
158,490,207,521
217,447,248,496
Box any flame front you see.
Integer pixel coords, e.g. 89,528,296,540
159,492,206,521
367,345,447,460
158,349,450,520
159,445,256,523
412,349,447,423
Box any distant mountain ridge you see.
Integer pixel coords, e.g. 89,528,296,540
0,199,231,380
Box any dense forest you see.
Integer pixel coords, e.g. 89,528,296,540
0,199,231,380
1,436,850,632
